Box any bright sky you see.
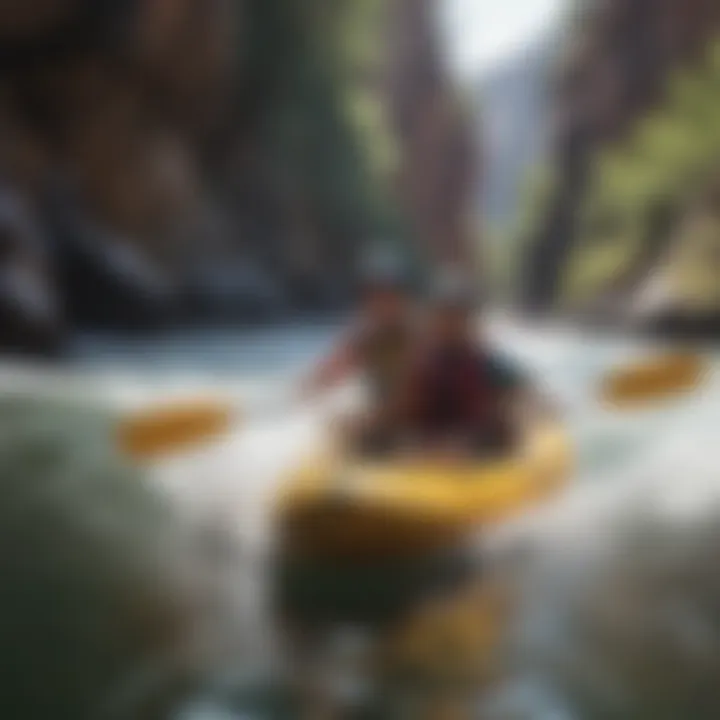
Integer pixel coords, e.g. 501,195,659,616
440,0,567,79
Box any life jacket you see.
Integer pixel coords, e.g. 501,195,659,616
411,347,505,437
357,320,414,402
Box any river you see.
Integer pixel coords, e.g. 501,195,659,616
67,315,720,492
3,318,720,717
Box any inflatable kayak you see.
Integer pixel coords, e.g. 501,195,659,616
275,421,572,561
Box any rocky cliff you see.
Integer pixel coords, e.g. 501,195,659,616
0,0,478,354
0,0,245,350
480,35,554,231
519,0,720,324
384,0,478,272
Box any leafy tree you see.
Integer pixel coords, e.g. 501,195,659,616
557,38,720,311
241,0,407,275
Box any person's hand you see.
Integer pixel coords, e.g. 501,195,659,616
398,440,423,462
508,389,559,434
295,377,317,404
431,436,473,466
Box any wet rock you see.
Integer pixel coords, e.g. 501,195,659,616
183,261,289,324
638,310,720,339
0,396,226,718
0,192,65,356
54,221,179,332
0,265,64,356
628,205,720,337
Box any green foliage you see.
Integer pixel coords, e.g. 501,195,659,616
244,0,405,256
560,38,720,308
498,165,561,301
661,211,720,311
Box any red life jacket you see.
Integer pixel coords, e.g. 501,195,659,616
411,347,503,436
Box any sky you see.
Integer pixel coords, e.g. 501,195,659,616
440,0,567,79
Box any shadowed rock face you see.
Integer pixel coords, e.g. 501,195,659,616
0,0,351,340
0,190,64,355
384,0,479,272
0,0,242,338
0,1,76,37
522,0,720,311
0,0,478,347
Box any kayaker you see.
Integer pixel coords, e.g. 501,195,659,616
395,273,536,458
300,254,417,454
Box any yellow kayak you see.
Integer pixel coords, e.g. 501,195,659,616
275,422,573,560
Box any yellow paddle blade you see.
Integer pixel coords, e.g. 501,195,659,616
117,400,234,460
600,352,708,409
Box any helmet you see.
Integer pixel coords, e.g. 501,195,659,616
427,270,478,311
359,250,408,293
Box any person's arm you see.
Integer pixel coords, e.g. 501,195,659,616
508,384,557,432
299,332,360,400
490,354,558,429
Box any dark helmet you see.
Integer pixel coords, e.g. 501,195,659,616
359,251,408,293
427,270,479,312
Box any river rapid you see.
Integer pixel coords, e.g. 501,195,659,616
3,317,720,717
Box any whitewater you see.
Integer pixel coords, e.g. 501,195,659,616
2,317,719,716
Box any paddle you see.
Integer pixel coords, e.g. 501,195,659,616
116,352,710,461
597,352,709,409
115,384,319,461
116,399,236,460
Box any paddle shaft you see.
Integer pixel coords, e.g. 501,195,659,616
115,352,710,461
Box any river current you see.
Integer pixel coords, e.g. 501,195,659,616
3,317,720,717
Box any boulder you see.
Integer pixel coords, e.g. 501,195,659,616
0,396,234,717
630,208,720,337
0,191,65,356
183,260,288,323
53,220,179,332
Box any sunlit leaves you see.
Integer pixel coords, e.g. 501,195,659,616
244,0,402,250
562,39,720,308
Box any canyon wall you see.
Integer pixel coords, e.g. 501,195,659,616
384,0,479,272
520,0,720,322
0,0,480,354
